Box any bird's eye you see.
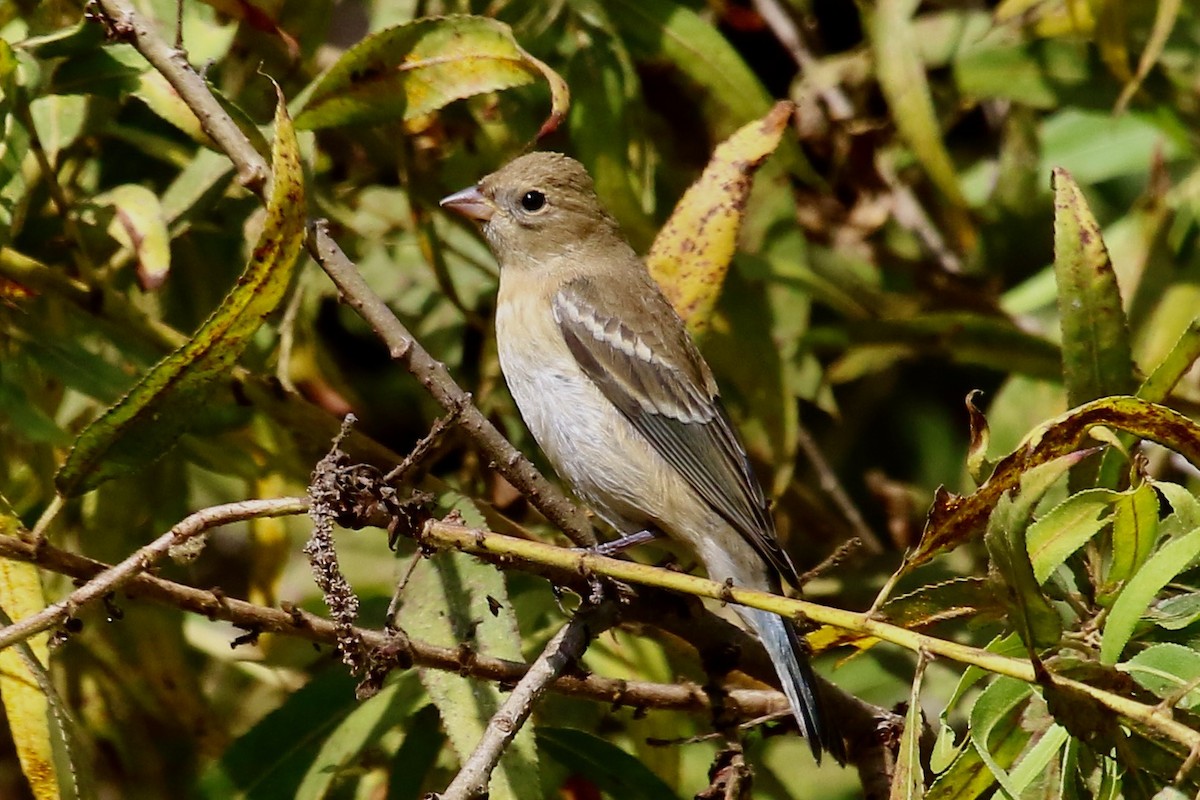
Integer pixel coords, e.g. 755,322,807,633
520,190,546,212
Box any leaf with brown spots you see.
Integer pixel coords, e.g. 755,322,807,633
1052,167,1135,408
646,101,794,334
55,86,305,496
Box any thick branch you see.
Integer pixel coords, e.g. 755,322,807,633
90,0,593,546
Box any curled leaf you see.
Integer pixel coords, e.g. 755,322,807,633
93,184,170,290
294,16,568,134
646,101,794,333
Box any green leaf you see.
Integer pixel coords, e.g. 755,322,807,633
1105,481,1160,590
536,727,679,800
294,16,565,131
984,464,1065,652
1052,168,1135,408
1147,591,1200,630
866,0,966,207
1121,643,1200,709
1042,109,1188,186
1026,488,1119,583
1100,524,1200,664
968,677,1034,799
604,0,805,178
54,88,306,496
199,670,359,799
395,493,539,800
295,674,426,800
890,658,927,800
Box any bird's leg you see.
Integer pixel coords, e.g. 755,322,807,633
591,529,659,556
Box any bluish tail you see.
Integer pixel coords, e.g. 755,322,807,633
742,607,844,764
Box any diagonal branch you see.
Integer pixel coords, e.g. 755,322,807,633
89,0,593,547
440,602,618,800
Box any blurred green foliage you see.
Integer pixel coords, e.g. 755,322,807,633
2,0,1200,798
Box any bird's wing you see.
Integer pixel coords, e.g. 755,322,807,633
553,276,800,587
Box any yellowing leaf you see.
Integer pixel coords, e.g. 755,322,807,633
55,87,305,496
294,16,568,135
646,101,794,333
94,184,171,290
0,558,55,800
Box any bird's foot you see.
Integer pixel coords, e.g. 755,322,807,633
589,529,658,557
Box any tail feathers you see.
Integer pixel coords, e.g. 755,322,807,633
743,607,845,765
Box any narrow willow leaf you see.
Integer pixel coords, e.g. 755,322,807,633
295,674,425,800
395,494,538,800
134,70,270,156
536,728,677,800
294,16,567,132
985,465,1064,651
646,101,793,333
55,88,305,496
969,677,1034,799
1051,168,1135,408
0,557,57,800
1105,481,1159,590
1100,525,1200,664
1120,643,1200,709
1026,488,1119,583
1007,723,1070,796
867,0,966,207
891,658,928,800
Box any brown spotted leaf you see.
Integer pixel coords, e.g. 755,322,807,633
646,101,794,334
55,87,305,496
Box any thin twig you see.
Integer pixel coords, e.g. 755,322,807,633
751,0,853,120
440,602,618,800
88,0,593,546
795,418,883,553
0,497,308,651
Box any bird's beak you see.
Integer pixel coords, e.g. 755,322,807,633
439,185,494,223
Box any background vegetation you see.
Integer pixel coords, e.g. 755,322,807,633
2,0,1200,798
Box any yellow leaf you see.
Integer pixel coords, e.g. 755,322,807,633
0,555,56,800
646,101,794,334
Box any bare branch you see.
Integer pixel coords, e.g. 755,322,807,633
0,497,308,651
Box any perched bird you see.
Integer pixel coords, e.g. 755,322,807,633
441,152,842,762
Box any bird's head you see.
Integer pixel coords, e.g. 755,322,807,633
440,152,622,268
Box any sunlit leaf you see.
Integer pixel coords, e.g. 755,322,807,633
1104,481,1160,593
890,657,927,800
1120,643,1200,709
294,16,567,134
92,184,171,290
646,101,793,333
1101,524,1200,665
1026,488,1118,583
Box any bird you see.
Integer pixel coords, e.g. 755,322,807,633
440,151,842,763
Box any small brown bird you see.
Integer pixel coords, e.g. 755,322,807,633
441,152,841,762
